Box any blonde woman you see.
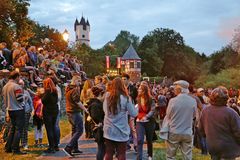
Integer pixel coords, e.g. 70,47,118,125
80,79,94,138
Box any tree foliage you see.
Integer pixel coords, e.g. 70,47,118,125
138,28,201,82
0,0,34,47
71,44,105,77
29,23,67,51
103,30,140,56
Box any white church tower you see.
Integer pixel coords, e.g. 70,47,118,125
74,16,90,46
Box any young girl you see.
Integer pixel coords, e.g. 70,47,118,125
33,88,44,147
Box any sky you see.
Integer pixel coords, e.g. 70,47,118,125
28,0,240,55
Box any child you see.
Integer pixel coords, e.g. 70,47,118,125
33,88,44,147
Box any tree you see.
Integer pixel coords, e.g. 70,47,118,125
138,28,202,82
103,30,140,56
71,44,105,77
0,0,34,47
29,23,67,51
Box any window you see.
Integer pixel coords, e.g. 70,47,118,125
130,62,134,68
82,35,85,38
137,62,141,68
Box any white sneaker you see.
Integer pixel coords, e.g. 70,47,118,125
148,156,152,160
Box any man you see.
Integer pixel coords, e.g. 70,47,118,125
94,75,105,91
63,75,89,157
122,73,138,152
2,71,26,154
0,42,12,68
164,80,197,160
199,86,240,159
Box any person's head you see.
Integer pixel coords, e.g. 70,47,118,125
137,84,152,107
36,87,45,96
28,46,36,53
91,86,103,98
102,75,109,85
106,81,112,92
9,71,20,82
71,75,82,86
108,77,128,115
43,78,57,93
1,42,7,48
197,88,204,97
209,86,228,106
121,73,130,86
95,75,102,85
173,80,189,95
18,79,25,88
12,42,20,49
0,43,4,50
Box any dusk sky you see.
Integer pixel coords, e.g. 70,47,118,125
29,0,240,55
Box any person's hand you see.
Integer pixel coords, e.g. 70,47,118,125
141,116,147,121
31,111,34,117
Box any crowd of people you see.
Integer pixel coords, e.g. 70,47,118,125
0,41,240,160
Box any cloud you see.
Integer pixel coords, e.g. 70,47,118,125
217,16,240,41
28,0,240,55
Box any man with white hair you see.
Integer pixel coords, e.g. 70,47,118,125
163,80,197,160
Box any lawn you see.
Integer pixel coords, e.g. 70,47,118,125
0,116,71,160
0,118,212,160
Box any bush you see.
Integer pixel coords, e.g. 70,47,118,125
195,67,240,88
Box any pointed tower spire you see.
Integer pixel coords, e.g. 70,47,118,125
80,16,86,25
86,19,90,26
74,18,79,31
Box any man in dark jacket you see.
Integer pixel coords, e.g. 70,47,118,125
122,73,138,152
63,75,88,157
199,86,240,160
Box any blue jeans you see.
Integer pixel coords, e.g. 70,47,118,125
55,112,61,145
5,109,25,152
136,121,155,160
66,112,83,150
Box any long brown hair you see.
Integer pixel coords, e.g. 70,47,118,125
43,78,57,93
108,77,128,115
137,84,152,111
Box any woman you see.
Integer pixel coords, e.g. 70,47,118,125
136,84,156,160
80,79,94,138
88,86,105,160
41,78,59,153
103,77,138,160
199,86,240,160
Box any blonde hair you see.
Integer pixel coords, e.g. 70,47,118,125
80,79,94,102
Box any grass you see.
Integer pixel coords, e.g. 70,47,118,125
153,139,211,160
0,116,71,160
0,118,212,160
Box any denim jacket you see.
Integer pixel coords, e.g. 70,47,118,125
103,92,138,142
